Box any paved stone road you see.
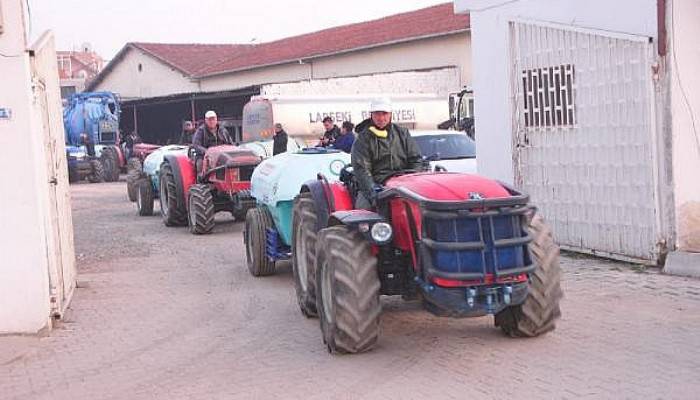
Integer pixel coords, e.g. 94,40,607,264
1,182,699,400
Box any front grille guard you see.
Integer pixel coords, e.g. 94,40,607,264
377,183,536,282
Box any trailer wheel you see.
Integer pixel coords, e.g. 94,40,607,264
126,158,143,202
245,207,276,276
136,178,154,216
159,161,187,227
495,214,563,337
87,159,105,183
291,192,320,317
188,184,215,234
315,226,381,354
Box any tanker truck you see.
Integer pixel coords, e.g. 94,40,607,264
241,94,449,145
63,92,123,183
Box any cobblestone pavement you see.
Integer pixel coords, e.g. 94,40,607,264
1,182,699,400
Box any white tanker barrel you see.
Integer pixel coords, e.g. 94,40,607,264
242,94,449,145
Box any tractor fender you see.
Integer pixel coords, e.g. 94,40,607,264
301,177,354,231
328,210,391,245
163,153,196,211
300,180,331,232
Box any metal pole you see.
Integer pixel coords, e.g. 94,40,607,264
191,98,196,123
133,106,138,134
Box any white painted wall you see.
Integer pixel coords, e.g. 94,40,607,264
262,68,460,98
92,47,199,99
200,33,471,93
0,0,51,333
453,0,657,182
669,0,700,252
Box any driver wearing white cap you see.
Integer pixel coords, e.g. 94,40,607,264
351,98,424,208
192,110,234,153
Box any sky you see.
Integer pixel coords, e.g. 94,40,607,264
28,0,450,60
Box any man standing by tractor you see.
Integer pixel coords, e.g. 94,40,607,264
351,98,424,208
179,121,196,145
318,116,341,147
272,123,288,156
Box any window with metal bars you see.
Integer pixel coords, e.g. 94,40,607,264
521,64,576,128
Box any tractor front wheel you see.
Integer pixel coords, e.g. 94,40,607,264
291,192,320,318
87,159,105,183
244,207,276,276
315,226,381,354
126,158,143,202
136,178,154,216
495,214,563,337
159,161,187,227
188,184,215,234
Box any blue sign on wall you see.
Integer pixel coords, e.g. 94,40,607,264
0,107,11,120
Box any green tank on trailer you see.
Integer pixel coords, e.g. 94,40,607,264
245,148,351,277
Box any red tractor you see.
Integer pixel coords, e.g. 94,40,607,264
287,169,562,354
157,145,260,234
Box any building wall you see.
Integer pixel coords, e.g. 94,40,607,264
200,33,471,93
261,67,460,98
0,0,51,333
454,0,657,183
92,47,199,99
669,0,700,252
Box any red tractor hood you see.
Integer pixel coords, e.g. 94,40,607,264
385,172,510,201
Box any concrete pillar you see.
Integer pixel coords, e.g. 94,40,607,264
664,0,700,277
0,0,51,333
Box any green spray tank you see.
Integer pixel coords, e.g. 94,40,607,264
250,148,351,246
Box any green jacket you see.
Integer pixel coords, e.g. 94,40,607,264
351,119,423,201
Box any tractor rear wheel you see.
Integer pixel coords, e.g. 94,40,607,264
291,192,320,318
159,161,187,227
136,178,154,216
315,226,381,354
88,159,104,183
126,158,143,202
495,214,563,337
244,207,276,276
188,184,215,234
101,146,121,182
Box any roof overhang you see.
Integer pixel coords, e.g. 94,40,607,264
196,28,470,79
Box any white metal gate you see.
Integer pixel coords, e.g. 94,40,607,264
510,22,663,263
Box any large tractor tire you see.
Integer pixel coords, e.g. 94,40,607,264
291,192,321,318
101,146,121,182
244,207,276,276
495,214,563,337
159,161,187,227
232,189,255,221
136,178,154,216
315,226,381,354
188,184,215,234
126,158,143,202
87,159,105,183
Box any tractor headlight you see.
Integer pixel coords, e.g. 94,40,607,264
370,222,393,244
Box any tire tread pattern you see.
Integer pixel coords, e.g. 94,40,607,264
316,226,381,354
495,214,563,337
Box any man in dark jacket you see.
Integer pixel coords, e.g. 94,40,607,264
351,98,424,208
318,116,341,147
331,121,355,153
192,110,233,154
272,123,288,156
179,121,196,145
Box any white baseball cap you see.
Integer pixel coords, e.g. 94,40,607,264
205,110,217,119
369,98,393,113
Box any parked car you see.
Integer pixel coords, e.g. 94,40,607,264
411,130,477,174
